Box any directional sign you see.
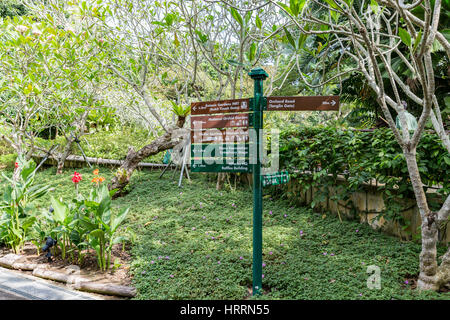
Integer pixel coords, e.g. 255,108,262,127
191,98,250,115
191,113,249,129
191,128,249,144
266,96,339,111
191,143,249,158
262,170,290,187
191,162,251,173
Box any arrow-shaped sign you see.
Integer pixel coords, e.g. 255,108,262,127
266,96,339,111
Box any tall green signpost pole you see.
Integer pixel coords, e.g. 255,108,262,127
191,67,338,297
249,68,268,295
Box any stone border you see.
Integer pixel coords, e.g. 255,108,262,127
0,253,136,298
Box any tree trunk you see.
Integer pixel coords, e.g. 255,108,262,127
108,119,187,196
56,137,74,174
403,149,442,290
56,111,89,174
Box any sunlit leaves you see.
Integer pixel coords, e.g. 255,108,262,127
230,7,243,27
247,42,257,62
370,0,380,15
255,15,262,29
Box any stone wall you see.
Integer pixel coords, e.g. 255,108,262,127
284,177,449,244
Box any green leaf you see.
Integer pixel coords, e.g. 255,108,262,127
370,0,380,14
412,30,422,53
399,28,412,47
290,0,300,16
444,156,450,166
174,32,180,47
50,197,68,224
323,0,339,10
255,15,262,30
248,42,257,61
89,228,105,241
230,8,243,27
111,207,130,233
284,27,296,49
277,2,293,15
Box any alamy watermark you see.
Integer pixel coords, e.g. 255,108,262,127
366,265,381,290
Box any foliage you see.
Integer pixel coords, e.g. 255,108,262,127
0,0,27,18
276,125,450,223
34,127,165,163
45,170,130,270
0,156,51,253
0,14,110,159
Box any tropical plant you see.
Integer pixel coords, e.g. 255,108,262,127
0,156,51,253
47,170,130,270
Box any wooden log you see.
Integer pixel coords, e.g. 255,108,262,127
0,254,22,268
32,154,175,170
74,282,136,298
32,268,70,283
32,267,90,285
12,262,38,271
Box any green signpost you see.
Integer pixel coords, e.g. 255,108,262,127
262,170,290,187
190,67,339,296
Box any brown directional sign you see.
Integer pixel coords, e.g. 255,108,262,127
266,96,339,111
191,113,249,129
191,98,250,115
191,128,249,144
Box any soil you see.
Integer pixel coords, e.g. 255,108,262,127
0,242,133,287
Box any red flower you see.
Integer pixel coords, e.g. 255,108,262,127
71,171,82,184
15,162,19,168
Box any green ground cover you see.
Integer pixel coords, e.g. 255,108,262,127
0,166,448,300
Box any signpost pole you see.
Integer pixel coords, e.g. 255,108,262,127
248,68,268,296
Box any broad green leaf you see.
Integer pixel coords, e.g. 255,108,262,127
399,28,412,47
284,27,296,49
248,42,257,61
230,8,243,27
255,15,262,29
323,0,340,10
89,229,105,241
290,0,300,16
174,33,180,47
277,2,293,15
111,235,129,245
50,197,68,224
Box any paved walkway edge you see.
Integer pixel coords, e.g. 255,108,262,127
0,267,101,300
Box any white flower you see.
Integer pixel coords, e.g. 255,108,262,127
32,29,42,37
15,25,28,33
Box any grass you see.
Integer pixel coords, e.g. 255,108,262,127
0,166,449,300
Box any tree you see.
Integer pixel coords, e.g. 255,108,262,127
0,0,27,18
0,5,111,175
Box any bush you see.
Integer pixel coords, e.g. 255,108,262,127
275,126,449,221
